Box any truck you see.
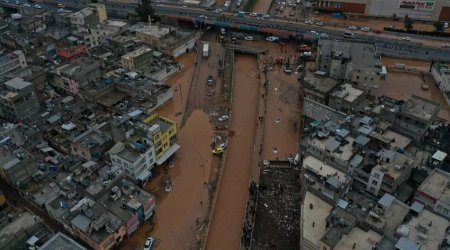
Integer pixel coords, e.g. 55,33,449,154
203,43,209,58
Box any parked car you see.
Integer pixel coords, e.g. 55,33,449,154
320,33,329,38
144,237,154,250
218,115,229,122
361,26,370,32
315,22,324,26
348,26,357,30
207,75,214,86
249,12,258,17
263,14,270,19
402,36,411,41
441,44,450,48
372,29,381,34
244,36,254,41
266,36,279,42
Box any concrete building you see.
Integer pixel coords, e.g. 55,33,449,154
316,39,382,96
0,78,39,122
40,232,87,250
109,137,156,183
134,23,198,58
414,168,450,219
302,71,339,105
329,83,364,114
71,127,113,161
374,95,440,141
121,47,153,71
317,0,450,21
89,3,108,24
0,147,36,186
53,57,102,95
431,63,450,108
142,113,179,165
362,149,414,196
67,8,100,28
0,50,27,75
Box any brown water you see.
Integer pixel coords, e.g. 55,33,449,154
121,52,215,250
263,69,301,160
253,0,271,14
377,72,450,121
205,54,260,250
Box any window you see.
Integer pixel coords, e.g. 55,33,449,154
443,208,449,215
374,173,380,179
372,180,378,185
356,75,360,80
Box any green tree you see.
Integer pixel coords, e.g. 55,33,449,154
404,15,414,31
136,0,155,22
433,21,445,33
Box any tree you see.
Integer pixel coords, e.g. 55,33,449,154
136,0,155,22
433,22,445,33
404,15,414,31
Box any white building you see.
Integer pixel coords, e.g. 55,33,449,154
109,136,156,183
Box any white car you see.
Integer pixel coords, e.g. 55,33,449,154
249,12,258,17
144,237,154,250
442,44,450,48
23,3,31,7
266,36,279,42
218,115,229,122
315,22,324,26
320,33,329,38
263,14,270,19
348,26,357,30
361,26,370,32
402,36,411,41
33,4,42,8
244,36,254,41
305,20,313,25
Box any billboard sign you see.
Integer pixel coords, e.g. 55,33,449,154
398,0,435,12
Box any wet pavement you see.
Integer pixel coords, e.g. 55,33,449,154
205,54,260,250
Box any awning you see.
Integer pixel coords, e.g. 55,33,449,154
156,144,180,165
136,169,152,182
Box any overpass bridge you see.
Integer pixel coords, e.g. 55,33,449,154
225,44,266,54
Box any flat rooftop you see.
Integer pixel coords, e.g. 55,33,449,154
403,95,440,121
40,232,86,250
302,191,333,247
303,156,348,184
309,136,355,164
383,130,411,150
407,209,450,250
332,83,364,103
136,24,170,38
303,71,339,93
418,168,450,203
3,77,31,90
374,153,413,179
319,39,380,69
121,47,152,60
334,228,382,250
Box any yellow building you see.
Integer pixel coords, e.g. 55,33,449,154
89,3,107,24
143,113,179,165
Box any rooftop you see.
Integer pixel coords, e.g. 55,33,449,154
135,23,171,38
72,128,111,148
302,191,333,247
40,232,87,250
374,150,414,179
110,139,153,164
142,115,174,134
383,130,411,150
309,135,355,162
303,156,348,185
319,39,380,69
334,228,382,250
303,71,339,94
418,168,450,203
403,95,440,121
121,47,152,60
405,209,450,250
3,77,31,90
331,83,364,103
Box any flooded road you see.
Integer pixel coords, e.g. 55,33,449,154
122,51,215,250
205,54,260,250
252,0,271,14
263,69,301,160
377,72,450,121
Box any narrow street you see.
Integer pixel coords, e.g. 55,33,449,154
205,54,260,250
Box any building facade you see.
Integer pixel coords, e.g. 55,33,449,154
0,78,39,122
0,50,27,75
121,47,153,71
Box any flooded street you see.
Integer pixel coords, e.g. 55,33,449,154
252,0,271,14
205,54,260,250
263,69,301,160
377,72,450,121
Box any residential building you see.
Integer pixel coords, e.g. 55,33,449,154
67,8,100,28
374,95,440,141
53,57,102,95
363,149,414,196
40,232,87,250
316,39,382,95
301,71,339,105
71,126,113,161
89,3,108,24
431,63,450,107
0,50,27,75
56,43,88,61
414,168,450,219
121,47,153,71
0,78,39,122
0,147,36,186
109,137,156,183
328,83,364,113
134,23,198,58
143,113,180,165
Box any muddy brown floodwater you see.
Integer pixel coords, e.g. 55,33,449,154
205,54,260,250
252,0,271,14
121,52,215,250
377,72,450,121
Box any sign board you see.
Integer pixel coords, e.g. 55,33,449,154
398,0,435,12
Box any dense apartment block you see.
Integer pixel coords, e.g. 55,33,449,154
0,50,27,75
301,71,339,105
53,57,102,95
0,77,39,122
121,47,153,71
414,168,450,219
